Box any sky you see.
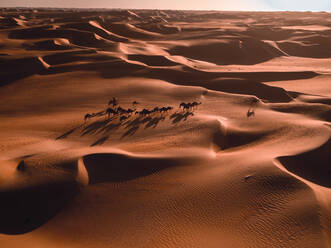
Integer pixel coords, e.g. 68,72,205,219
0,0,331,12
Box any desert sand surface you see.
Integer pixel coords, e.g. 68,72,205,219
0,8,330,248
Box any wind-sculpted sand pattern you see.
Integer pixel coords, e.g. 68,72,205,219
0,8,330,248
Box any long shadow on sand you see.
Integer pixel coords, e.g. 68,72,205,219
56,125,83,140
170,111,194,124
90,136,110,146
56,109,195,146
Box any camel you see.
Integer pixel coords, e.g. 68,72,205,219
191,101,202,109
17,161,25,171
126,108,135,114
179,102,186,109
179,102,199,111
136,109,152,116
183,104,191,111
106,107,117,118
143,109,153,116
159,107,169,113
246,99,258,118
247,108,255,118
159,106,173,113
84,113,93,122
108,97,118,107
132,101,139,106
116,106,127,114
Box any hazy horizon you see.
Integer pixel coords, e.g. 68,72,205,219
0,0,331,12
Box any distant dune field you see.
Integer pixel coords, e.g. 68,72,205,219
0,8,330,248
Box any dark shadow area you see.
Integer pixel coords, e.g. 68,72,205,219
203,79,293,103
277,138,331,188
128,54,179,66
270,104,331,122
212,125,273,151
0,56,47,86
122,125,140,138
303,97,331,106
23,39,72,51
168,38,284,66
170,111,194,124
82,153,182,184
0,179,80,234
81,119,112,136
144,116,166,129
98,122,121,134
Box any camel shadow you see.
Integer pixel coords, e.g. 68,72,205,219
121,115,166,138
56,125,82,140
90,136,110,147
122,116,151,130
122,125,140,138
98,122,122,134
145,116,166,129
56,108,190,144
170,111,194,124
81,119,112,136
123,116,145,129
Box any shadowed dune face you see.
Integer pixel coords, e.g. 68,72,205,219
168,38,284,65
1,8,331,248
0,158,81,235
81,153,199,184
212,125,274,151
0,180,80,235
270,103,331,122
277,138,331,188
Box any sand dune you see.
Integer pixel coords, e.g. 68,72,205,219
23,39,72,50
277,138,331,188
102,23,162,40
0,8,330,248
270,102,331,122
168,38,285,65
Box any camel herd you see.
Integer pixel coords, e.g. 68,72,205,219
84,97,202,123
83,96,259,123
179,101,201,111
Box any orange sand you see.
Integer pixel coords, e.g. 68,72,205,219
0,8,330,248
